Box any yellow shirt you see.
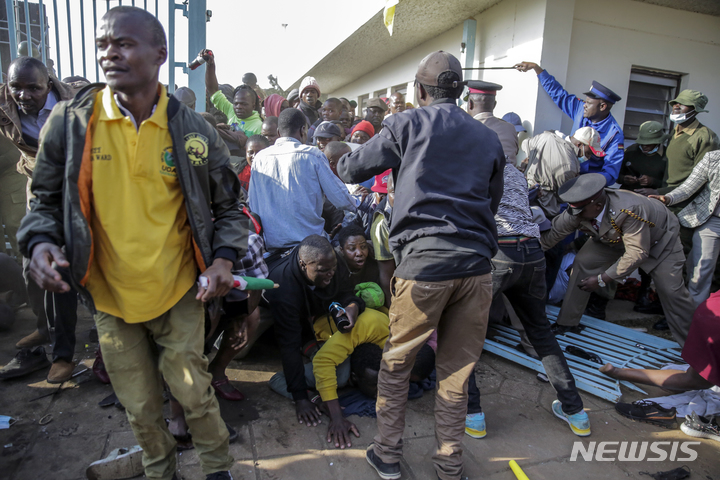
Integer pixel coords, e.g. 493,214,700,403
87,85,197,322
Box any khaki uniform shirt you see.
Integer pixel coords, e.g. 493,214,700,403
474,112,518,165
540,189,680,282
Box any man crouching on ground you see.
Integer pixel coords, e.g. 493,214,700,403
17,6,245,480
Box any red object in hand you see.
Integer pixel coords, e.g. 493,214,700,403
189,50,212,70
233,280,241,288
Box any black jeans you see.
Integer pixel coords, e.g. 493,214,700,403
31,264,78,364
468,238,584,415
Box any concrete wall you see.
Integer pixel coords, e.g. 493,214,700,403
329,0,720,143
330,25,463,107
558,0,720,136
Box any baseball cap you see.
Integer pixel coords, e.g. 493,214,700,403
372,169,392,193
366,97,388,112
415,51,464,88
313,121,343,139
502,112,526,132
572,127,605,157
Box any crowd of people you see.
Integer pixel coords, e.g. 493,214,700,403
0,5,718,480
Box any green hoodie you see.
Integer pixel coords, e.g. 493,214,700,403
210,90,263,136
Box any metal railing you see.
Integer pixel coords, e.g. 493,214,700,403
2,0,208,111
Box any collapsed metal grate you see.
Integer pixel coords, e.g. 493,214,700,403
482,305,685,402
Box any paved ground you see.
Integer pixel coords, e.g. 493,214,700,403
0,300,718,480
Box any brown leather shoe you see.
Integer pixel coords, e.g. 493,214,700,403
15,329,51,349
47,359,75,384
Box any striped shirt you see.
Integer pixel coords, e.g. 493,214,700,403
666,150,720,228
496,164,540,239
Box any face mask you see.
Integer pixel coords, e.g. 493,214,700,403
578,155,588,164
670,111,696,124
641,146,659,155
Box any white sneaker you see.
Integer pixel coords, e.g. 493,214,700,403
86,445,144,480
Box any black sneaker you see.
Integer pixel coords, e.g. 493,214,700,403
206,472,233,480
550,323,584,336
680,412,720,443
0,346,50,380
614,400,677,429
653,318,669,331
366,445,401,480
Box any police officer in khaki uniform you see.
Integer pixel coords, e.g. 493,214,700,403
540,173,694,347
465,80,519,165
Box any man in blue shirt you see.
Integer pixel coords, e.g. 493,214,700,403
515,61,624,186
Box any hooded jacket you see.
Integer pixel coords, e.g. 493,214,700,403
17,83,248,313
0,77,78,177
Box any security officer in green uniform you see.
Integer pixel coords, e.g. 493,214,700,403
635,90,719,250
619,121,667,191
540,173,693,347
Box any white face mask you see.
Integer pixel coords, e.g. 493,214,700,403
670,111,696,124
641,146,659,156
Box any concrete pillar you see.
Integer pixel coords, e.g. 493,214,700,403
187,0,208,112
534,0,576,133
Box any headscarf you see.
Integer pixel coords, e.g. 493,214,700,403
264,94,286,118
351,120,375,139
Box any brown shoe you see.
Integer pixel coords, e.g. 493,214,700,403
47,359,75,384
15,329,51,349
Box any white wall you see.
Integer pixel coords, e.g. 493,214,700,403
330,25,464,108
329,0,720,143
472,0,550,140
330,0,550,135
558,0,720,136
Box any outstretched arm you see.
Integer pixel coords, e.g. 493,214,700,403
202,49,219,95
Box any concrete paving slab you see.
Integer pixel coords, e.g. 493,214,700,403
473,360,504,394
250,415,327,458
175,458,256,480
10,433,107,479
255,450,334,479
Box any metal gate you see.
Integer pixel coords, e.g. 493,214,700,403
0,0,209,111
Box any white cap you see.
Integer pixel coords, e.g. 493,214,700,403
572,127,605,157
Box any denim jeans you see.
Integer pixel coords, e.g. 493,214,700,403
468,238,584,415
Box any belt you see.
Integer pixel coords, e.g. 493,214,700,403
497,235,536,244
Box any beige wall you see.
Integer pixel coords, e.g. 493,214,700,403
559,0,720,136
328,0,720,144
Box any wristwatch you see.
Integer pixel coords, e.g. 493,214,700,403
597,274,606,288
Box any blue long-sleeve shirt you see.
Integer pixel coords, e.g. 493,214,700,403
538,70,624,186
249,137,355,251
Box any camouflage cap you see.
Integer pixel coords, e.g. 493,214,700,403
669,89,709,113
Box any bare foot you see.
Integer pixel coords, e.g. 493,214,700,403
599,363,617,377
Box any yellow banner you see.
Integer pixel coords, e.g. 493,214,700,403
384,0,400,36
